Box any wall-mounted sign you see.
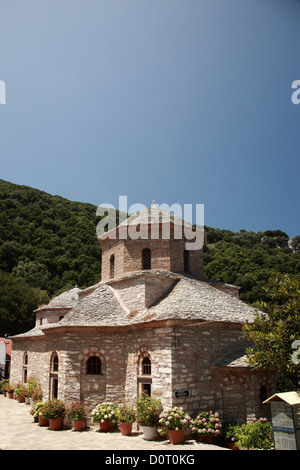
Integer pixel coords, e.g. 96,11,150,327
174,390,189,398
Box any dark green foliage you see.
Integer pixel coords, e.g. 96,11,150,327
0,270,49,336
204,226,300,305
0,179,102,297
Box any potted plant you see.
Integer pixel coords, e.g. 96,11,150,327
6,383,15,399
234,417,273,450
136,392,162,440
24,386,32,404
117,404,136,436
159,406,191,444
30,401,45,423
1,380,9,397
36,402,49,427
190,411,222,444
31,389,43,404
26,377,41,405
14,383,26,403
91,402,118,432
41,399,66,430
67,401,87,431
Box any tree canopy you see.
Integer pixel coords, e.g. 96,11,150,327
242,275,300,391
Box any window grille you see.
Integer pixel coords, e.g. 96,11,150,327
142,357,151,375
52,354,59,372
86,356,102,375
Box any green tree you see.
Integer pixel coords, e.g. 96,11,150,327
242,274,300,390
0,271,49,336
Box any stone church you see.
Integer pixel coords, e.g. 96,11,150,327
10,206,276,423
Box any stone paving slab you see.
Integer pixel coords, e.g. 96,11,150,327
0,395,227,451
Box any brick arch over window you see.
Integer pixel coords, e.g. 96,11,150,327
79,348,106,375
135,345,151,372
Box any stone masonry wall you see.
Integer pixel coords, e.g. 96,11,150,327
101,236,204,281
170,323,276,421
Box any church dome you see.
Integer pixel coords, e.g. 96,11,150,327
98,206,205,281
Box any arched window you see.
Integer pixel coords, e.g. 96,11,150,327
110,254,115,278
260,385,268,404
138,351,152,396
52,353,59,372
183,250,189,273
142,248,151,270
50,352,59,399
86,356,102,375
23,352,28,383
142,356,151,375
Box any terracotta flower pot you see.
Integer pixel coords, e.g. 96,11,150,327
168,429,185,445
73,420,85,432
100,420,111,432
198,434,213,444
8,392,13,399
119,422,132,436
38,415,49,427
49,418,63,430
225,441,239,450
19,395,25,403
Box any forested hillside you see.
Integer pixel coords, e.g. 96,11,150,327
0,179,299,335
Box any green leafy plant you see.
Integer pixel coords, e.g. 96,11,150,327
41,399,66,420
1,379,9,393
135,392,163,427
67,401,87,421
30,401,45,417
5,382,15,393
190,411,222,437
31,389,43,402
242,275,300,390
26,376,41,399
14,383,26,398
221,420,240,443
91,402,118,423
234,418,273,450
117,404,136,424
158,406,191,434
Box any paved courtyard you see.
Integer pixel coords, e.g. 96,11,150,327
0,395,227,451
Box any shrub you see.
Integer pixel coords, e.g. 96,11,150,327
221,420,240,444
159,407,191,434
91,402,118,423
41,399,66,420
14,383,26,397
30,401,45,417
235,418,273,450
67,401,87,421
117,404,136,424
26,376,41,399
190,411,222,437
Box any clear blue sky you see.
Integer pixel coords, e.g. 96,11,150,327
0,0,299,237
